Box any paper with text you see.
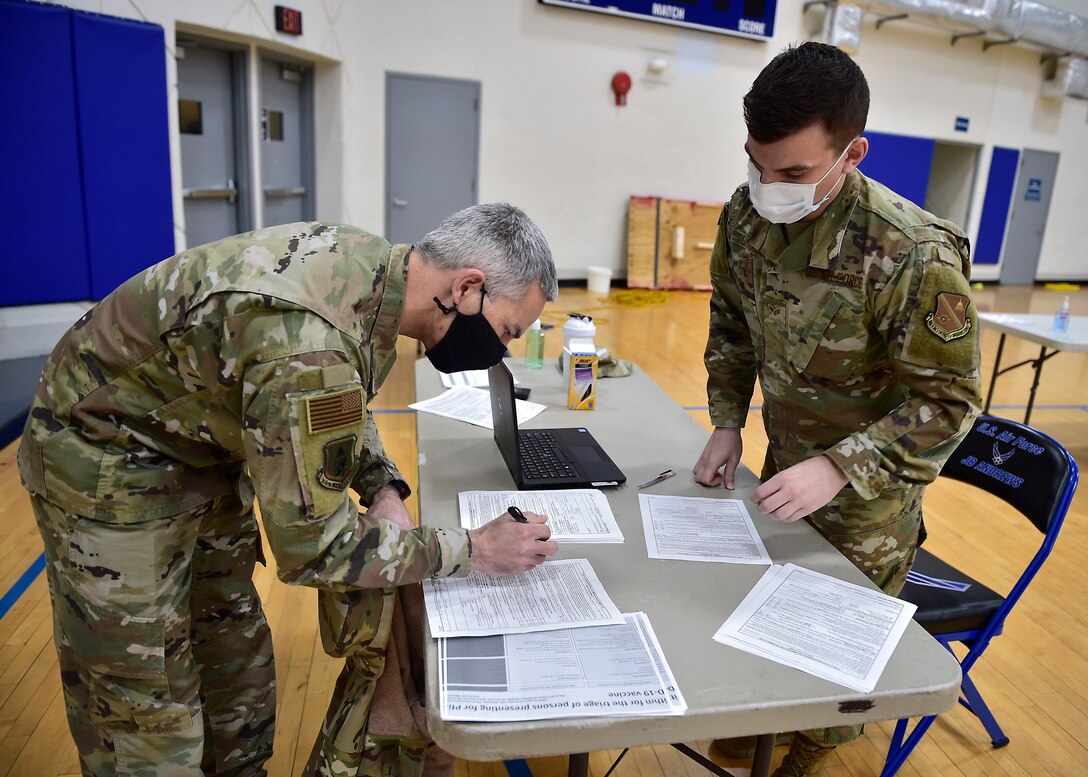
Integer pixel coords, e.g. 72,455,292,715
409,386,545,430
639,494,771,564
459,489,623,543
713,563,917,693
438,612,686,721
423,558,624,638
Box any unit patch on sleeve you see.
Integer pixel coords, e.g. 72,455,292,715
925,291,972,342
318,434,358,491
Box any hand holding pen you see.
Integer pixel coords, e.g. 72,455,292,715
465,505,557,576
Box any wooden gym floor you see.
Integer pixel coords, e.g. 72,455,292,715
1,283,1085,776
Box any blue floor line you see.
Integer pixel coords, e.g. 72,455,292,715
0,552,45,621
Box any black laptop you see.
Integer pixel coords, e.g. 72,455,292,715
487,361,626,489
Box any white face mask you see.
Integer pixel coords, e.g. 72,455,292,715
747,142,853,224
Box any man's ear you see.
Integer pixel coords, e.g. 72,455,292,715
451,268,486,304
844,136,869,174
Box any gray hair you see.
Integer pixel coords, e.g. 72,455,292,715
415,203,558,301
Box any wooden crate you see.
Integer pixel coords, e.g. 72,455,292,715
626,196,722,290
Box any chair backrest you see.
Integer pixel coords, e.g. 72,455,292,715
940,414,1078,536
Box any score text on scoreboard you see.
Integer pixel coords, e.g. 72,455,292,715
539,0,776,41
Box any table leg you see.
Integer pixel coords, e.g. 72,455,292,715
1024,345,1048,425
752,733,775,777
568,752,589,777
983,333,1006,414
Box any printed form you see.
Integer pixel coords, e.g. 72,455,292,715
409,386,545,430
713,563,918,693
422,558,624,638
639,494,771,564
438,612,686,721
459,489,623,543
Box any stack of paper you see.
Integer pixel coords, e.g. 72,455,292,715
438,612,686,721
713,563,917,693
459,489,624,543
639,494,771,565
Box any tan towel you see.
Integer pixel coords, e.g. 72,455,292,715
368,583,454,777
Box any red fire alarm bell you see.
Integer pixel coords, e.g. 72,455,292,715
611,71,631,106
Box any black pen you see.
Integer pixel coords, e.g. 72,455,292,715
507,505,528,523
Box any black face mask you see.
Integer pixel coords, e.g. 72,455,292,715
425,287,508,373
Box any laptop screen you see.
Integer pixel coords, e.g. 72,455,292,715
488,361,520,472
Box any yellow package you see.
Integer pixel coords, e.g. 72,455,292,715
566,338,598,410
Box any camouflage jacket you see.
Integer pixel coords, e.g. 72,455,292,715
19,222,470,589
706,170,982,502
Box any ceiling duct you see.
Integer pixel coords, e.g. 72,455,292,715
811,0,1088,98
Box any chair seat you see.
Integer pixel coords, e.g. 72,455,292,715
901,549,1004,635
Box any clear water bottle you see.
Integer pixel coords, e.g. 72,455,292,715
1054,295,1070,334
525,319,545,368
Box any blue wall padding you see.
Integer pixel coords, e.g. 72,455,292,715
974,146,1020,265
859,130,936,207
73,10,174,298
0,0,91,305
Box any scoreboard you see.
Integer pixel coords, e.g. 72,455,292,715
539,0,777,41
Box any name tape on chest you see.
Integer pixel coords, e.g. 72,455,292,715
804,267,862,290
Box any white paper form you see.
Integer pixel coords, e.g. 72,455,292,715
639,494,771,564
458,489,623,543
422,558,625,638
409,386,545,430
713,563,918,693
441,369,491,388
438,612,686,721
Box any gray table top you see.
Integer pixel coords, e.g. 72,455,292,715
979,312,1088,351
415,359,961,761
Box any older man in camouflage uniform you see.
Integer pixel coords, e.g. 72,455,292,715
694,44,982,776
19,204,560,776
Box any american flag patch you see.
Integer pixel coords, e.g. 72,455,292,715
307,388,363,433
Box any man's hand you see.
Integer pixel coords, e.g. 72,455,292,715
752,456,848,522
693,427,743,489
366,483,414,531
470,511,558,576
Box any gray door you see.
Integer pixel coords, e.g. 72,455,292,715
260,57,314,226
178,44,248,248
1000,148,1060,285
386,73,480,244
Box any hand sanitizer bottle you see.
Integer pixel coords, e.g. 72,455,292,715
525,319,545,368
1054,295,1070,334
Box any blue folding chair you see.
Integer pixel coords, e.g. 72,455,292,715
881,415,1079,776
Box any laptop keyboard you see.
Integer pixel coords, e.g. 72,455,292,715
519,432,578,480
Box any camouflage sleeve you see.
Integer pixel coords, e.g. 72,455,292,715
241,351,470,590
352,413,411,504
705,204,757,428
823,242,982,500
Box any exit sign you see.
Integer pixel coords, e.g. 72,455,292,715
275,5,302,35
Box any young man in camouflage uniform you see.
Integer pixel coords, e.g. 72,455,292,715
693,43,982,776
19,203,560,777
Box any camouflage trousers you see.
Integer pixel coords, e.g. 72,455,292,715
31,493,276,776
762,450,924,748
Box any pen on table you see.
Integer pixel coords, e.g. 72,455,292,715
638,469,676,489
507,505,528,522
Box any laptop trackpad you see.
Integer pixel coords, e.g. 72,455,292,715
571,446,602,463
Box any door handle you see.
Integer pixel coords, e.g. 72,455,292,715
392,197,409,207
264,186,306,197
184,186,238,202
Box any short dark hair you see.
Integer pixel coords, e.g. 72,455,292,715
743,42,869,151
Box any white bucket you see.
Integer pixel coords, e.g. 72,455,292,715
586,265,613,294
